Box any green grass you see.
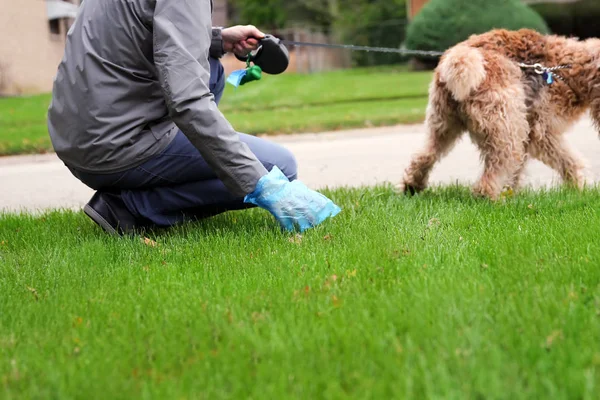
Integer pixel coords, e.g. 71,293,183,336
0,95,55,156
0,66,431,156
1,186,600,399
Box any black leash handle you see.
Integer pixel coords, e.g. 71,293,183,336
234,35,290,75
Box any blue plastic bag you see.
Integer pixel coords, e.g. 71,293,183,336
244,166,342,232
226,69,247,88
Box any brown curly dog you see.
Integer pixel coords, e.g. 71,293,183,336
401,28,600,200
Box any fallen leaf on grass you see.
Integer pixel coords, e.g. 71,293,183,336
292,285,312,300
545,330,563,349
392,249,411,259
26,287,38,301
252,312,267,323
142,237,158,247
394,342,403,354
288,234,303,244
500,187,514,200
323,274,339,290
332,295,341,307
428,218,440,227
323,234,333,241
455,348,472,358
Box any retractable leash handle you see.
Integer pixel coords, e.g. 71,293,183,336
227,34,290,88
235,34,290,75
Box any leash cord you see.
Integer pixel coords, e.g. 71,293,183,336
263,38,578,92
279,39,445,58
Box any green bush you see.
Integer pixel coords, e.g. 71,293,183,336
229,0,410,67
532,0,600,39
334,0,409,67
404,0,550,67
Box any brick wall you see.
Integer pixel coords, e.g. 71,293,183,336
407,0,430,19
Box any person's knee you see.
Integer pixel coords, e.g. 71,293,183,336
274,146,298,181
239,133,299,181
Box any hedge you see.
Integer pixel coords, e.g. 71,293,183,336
404,0,550,67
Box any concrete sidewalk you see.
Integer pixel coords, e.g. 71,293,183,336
2,117,600,213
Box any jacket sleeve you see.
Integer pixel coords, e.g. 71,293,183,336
210,27,226,59
153,0,267,197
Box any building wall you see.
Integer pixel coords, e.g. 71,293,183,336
0,0,229,96
212,0,228,27
407,0,430,19
0,1,350,95
0,0,78,95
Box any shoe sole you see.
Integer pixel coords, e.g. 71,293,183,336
84,204,119,235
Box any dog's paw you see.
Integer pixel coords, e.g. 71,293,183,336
471,183,500,201
576,170,595,190
562,170,593,191
396,180,422,196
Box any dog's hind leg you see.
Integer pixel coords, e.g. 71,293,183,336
508,144,530,191
529,133,589,189
467,85,529,200
472,136,528,200
400,85,464,194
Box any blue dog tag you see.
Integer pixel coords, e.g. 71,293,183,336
542,71,554,85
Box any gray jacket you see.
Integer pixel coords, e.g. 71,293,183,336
47,0,267,197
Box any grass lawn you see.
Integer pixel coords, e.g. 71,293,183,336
1,186,599,399
0,66,431,156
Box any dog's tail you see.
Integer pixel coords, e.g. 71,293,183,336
438,45,487,101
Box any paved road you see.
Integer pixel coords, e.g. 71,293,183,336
1,116,599,213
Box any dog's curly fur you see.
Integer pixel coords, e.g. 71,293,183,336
401,28,600,200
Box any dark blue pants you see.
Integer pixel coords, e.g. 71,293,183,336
70,58,298,227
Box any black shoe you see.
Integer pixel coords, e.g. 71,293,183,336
84,192,143,235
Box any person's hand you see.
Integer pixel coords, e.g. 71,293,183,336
221,25,265,58
244,167,342,233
